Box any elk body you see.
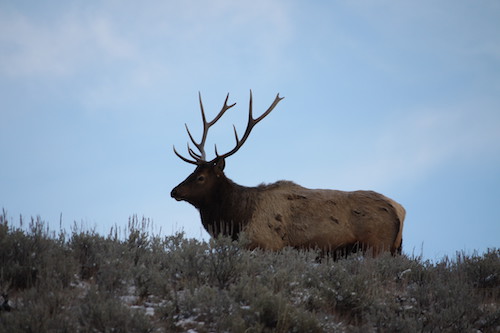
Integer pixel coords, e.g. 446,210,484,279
171,92,406,256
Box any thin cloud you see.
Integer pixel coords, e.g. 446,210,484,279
0,1,295,113
0,10,136,78
334,102,500,190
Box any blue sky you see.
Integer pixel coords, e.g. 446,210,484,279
1,1,499,260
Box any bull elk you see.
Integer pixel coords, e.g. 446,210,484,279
171,91,406,257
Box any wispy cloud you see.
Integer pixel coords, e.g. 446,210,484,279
0,9,137,78
0,1,295,118
0,1,294,79
333,102,500,190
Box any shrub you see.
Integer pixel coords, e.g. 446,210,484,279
0,212,498,332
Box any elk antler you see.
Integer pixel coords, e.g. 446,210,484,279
173,90,284,164
214,90,284,161
173,92,236,164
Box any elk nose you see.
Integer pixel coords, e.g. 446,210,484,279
171,187,182,201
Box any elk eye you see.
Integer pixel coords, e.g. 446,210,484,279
197,175,205,182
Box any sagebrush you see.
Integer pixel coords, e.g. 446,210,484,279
0,212,498,332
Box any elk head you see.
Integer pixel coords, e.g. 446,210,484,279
171,91,284,208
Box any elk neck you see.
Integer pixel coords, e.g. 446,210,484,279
198,175,258,240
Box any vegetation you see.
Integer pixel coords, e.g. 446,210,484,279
0,211,499,332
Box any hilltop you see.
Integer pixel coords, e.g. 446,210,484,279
0,213,499,332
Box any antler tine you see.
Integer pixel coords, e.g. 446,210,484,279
184,123,199,155
209,93,236,126
253,90,284,123
188,144,203,160
215,90,284,161
183,92,236,162
173,145,198,165
181,92,208,161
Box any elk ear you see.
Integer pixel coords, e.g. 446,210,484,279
214,158,225,172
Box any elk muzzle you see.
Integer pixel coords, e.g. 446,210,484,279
170,186,184,201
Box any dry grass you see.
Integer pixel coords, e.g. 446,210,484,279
1,211,499,332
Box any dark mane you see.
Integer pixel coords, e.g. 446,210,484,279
199,179,258,240
256,180,298,190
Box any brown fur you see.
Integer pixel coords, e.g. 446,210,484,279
171,161,405,256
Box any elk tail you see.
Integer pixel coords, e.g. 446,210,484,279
389,199,406,255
